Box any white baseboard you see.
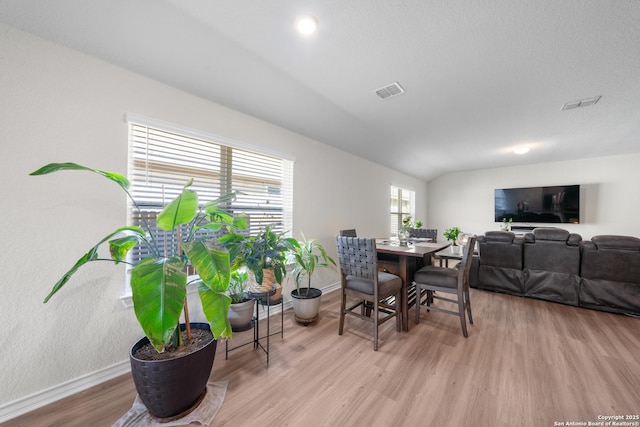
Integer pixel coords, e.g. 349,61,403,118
0,360,131,423
0,283,340,424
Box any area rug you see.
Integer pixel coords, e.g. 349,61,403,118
113,381,228,427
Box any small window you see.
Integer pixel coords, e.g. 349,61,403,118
390,185,415,236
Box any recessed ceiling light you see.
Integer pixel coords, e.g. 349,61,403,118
296,15,318,36
514,146,530,155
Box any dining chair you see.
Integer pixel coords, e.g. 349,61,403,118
335,236,402,351
339,229,357,237
409,228,437,242
413,236,477,337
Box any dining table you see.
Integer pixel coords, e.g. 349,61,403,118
375,239,451,331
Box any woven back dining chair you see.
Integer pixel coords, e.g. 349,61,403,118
339,229,357,237
335,236,402,351
413,236,477,337
409,228,437,242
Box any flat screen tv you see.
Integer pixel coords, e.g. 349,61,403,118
494,185,580,224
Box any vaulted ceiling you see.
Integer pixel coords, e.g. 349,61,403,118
2,0,639,180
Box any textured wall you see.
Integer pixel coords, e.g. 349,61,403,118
0,24,426,408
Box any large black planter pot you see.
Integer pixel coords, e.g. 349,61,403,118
129,322,217,420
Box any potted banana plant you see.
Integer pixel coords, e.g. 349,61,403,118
289,234,336,324
30,162,246,419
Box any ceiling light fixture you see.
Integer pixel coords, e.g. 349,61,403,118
296,15,318,36
514,146,530,155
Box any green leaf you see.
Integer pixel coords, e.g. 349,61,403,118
283,237,300,250
233,216,248,230
43,248,99,303
202,192,237,210
29,162,130,191
131,257,187,353
203,206,234,224
197,282,232,339
195,222,225,232
181,240,230,292
157,188,198,231
107,227,146,261
109,236,138,263
43,226,148,303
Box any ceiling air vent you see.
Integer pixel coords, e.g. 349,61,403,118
375,82,405,100
561,96,601,111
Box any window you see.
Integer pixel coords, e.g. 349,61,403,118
390,185,415,236
126,114,294,267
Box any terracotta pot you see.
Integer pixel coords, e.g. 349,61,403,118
129,323,217,420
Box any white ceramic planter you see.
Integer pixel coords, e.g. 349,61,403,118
291,288,322,324
228,299,255,331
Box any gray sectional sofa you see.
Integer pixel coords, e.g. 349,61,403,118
470,228,640,316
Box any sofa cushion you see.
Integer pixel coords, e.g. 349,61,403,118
532,227,570,242
524,228,581,274
591,235,640,251
477,231,524,269
483,230,519,244
580,237,640,284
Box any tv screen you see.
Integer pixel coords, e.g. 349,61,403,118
494,185,580,224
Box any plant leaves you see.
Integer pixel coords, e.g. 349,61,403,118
197,282,232,339
131,257,187,353
43,248,99,303
233,216,248,230
107,226,147,262
203,206,234,224
43,226,148,303
181,239,230,292
109,236,139,263
157,188,198,231
29,162,130,191
202,192,236,210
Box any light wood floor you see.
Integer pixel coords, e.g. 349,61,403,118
5,289,639,427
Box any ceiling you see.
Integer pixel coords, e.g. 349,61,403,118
2,0,640,181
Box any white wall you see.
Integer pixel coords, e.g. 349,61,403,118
427,155,640,240
0,24,426,414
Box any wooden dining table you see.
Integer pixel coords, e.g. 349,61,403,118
376,239,451,331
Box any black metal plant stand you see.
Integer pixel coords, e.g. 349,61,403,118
225,287,284,366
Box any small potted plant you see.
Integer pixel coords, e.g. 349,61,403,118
289,234,336,324
444,226,462,252
223,224,298,301
227,270,255,331
398,216,423,246
30,162,245,419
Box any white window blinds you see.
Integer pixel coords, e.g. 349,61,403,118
390,185,415,236
127,117,294,265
